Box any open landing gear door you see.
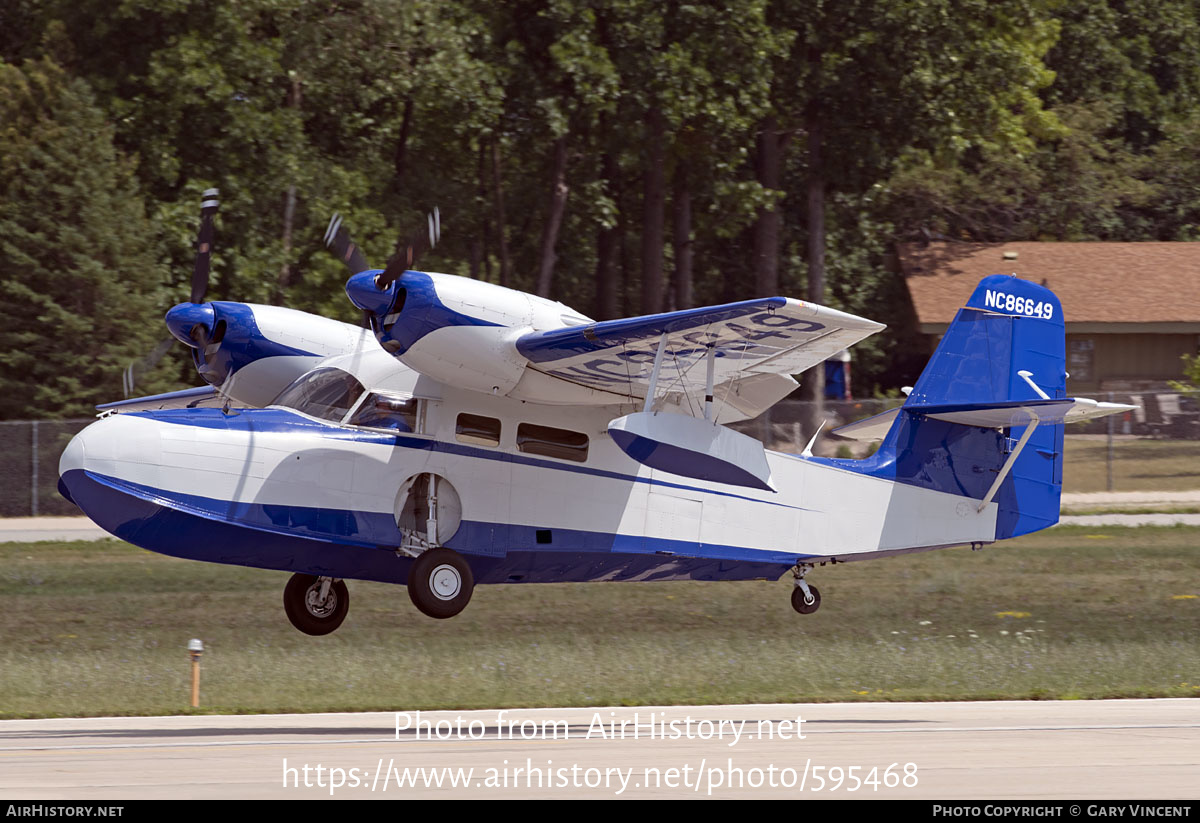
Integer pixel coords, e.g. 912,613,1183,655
394,473,462,555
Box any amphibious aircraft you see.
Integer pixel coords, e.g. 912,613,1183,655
58,192,1132,634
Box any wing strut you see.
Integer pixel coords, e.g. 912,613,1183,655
643,334,669,413
977,408,1041,512
703,344,716,421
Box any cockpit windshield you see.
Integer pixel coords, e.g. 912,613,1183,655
271,368,366,422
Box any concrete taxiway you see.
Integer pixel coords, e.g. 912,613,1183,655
0,517,112,543
2,513,1198,546
1,699,1197,799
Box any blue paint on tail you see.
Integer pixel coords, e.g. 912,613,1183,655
816,275,1066,538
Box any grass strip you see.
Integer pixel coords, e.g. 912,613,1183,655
1,526,1198,718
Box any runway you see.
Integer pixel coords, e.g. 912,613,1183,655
6,508,1200,545
1,699,1197,799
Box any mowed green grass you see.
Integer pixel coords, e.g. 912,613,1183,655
2,528,1198,718
1063,435,1200,493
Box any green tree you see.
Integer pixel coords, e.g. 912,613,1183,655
881,103,1153,242
0,58,178,418
748,0,1064,394
1045,0,1200,149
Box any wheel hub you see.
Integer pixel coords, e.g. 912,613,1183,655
305,585,337,617
430,564,462,600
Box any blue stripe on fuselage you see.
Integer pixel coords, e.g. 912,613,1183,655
58,468,801,584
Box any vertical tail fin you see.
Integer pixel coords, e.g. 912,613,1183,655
907,274,1066,408
829,275,1132,541
827,276,1067,538
902,275,1066,537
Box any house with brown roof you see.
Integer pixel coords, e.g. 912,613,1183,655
898,241,1200,393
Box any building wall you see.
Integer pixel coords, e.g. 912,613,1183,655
1066,333,1198,390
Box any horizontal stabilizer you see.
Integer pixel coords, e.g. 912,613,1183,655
831,407,901,441
910,397,1136,428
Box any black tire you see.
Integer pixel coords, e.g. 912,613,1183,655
791,583,821,615
408,548,474,619
283,573,349,635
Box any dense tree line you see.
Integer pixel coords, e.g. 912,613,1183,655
3,0,1200,417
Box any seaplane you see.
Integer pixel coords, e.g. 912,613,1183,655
57,191,1133,634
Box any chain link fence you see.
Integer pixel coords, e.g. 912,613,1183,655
0,419,92,517
2,390,1198,517
732,391,1200,495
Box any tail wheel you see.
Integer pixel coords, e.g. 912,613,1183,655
284,573,349,635
408,548,474,619
791,583,821,615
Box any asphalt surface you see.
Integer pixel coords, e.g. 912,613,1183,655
0,517,114,543
2,699,1197,799
4,503,1198,800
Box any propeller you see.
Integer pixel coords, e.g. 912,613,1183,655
122,337,176,399
323,212,370,275
377,206,440,288
125,188,221,396
324,209,440,330
190,188,220,303
324,213,376,329
324,209,440,284
164,188,227,383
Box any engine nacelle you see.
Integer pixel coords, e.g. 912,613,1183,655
345,269,600,400
165,301,373,406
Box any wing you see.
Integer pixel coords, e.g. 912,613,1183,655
515,298,884,420
96,386,222,413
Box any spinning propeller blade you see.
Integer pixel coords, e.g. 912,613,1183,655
324,213,371,275
377,206,441,288
124,187,221,396
190,188,220,304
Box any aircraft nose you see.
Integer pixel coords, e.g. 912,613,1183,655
56,414,167,541
59,427,87,476
57,428,88,505
57,415,163,494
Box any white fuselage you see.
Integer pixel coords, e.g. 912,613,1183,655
62,350,999,579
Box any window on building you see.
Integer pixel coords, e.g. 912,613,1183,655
1069,338,1095,383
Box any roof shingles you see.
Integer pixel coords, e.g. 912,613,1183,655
899,241,1200,325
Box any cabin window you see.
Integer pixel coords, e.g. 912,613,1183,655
516,422,589,462
456,413,501,447
271,368,365,422
349,393,422,433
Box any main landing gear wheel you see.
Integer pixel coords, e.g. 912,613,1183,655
284,573,349,635
408,548,474,619
791,584,821,615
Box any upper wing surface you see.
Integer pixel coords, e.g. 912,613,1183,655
515,298,884,398
96,386,222,414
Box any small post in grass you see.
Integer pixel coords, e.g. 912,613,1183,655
188,638,204,708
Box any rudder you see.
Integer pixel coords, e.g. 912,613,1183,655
906,274,1066,537
824,275,1067,539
